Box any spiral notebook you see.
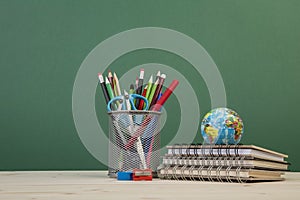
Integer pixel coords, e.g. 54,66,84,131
166,144,287,162
162,156,288,170
158,144,289,182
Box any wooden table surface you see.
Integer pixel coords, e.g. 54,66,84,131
0,171,300,200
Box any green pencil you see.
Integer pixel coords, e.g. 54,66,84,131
129,84,135,95
105,77,115,99
145,75,153,100
144,75,153,109
148,78,159,107
105,77,118,110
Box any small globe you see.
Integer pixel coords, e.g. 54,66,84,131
201,108,244,145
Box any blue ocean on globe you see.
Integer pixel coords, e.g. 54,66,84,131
201,108,244,145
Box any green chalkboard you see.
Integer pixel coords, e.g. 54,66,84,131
1,0,299,171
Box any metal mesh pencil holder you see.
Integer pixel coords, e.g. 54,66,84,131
107,110,161,178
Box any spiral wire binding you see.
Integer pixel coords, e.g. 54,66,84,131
171,165,176,180
186,144,192,180
160,142,255,183
189,164,196,181
197,164,205,181
179,165,186,181
216,158,224,183
225,165,233,183
182,155,188,181
172,145,181,181
236,166,242,183
165,164,171,180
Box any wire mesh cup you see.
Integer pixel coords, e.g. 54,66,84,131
107,110,161,178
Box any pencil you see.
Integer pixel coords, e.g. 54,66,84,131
150,74,166,108
138,85,148,110
145,75,153,101
108,70,114,91
113,72,122,96
155,71,161,82
129,84,135,95
105,77,115,100
105,77,117,110
135,69,144,108
147,79,159,109
98,73,110,104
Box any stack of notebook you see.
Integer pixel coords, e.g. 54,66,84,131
158,144,289,182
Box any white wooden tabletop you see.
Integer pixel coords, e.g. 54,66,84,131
0,171,299,200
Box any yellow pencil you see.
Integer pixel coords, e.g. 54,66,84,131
113,72,122,96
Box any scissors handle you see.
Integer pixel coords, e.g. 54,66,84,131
130,94,149,111
107,94,149,111
107,96,123,111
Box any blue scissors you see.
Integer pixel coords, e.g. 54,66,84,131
107,93,149,112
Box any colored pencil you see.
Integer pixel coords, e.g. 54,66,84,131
147,79,159,109
155,71,161,82
138,85,148,110
113,72,122,97
108,70,114,91
135,69,144,108
98,73,110,104
145,75,153,101
150,74,166,108
129,84,135,95
105,77,115,100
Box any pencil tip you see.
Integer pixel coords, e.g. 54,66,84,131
157,71,161,77
161,74,166,79
149,75,153,81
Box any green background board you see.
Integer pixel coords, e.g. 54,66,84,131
1,0,299,171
